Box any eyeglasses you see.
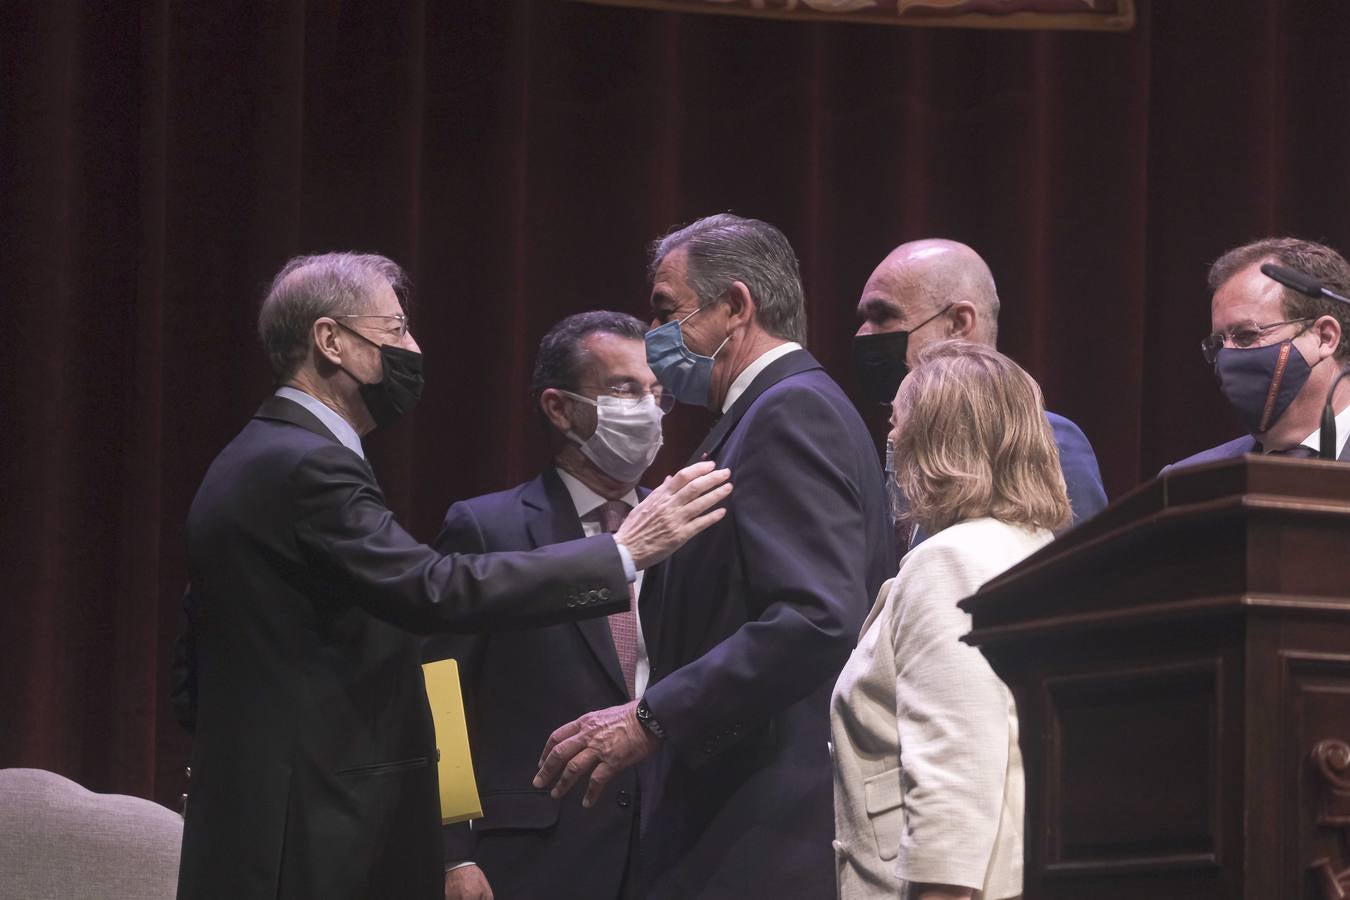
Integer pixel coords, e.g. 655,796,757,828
1200,317,1314,365
333,314,410,339
565,387,676,413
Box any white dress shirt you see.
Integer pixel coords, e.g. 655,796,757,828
722,341,802,414
1290,403,1350,457
554,468,650,698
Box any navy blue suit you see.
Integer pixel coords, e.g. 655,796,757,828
639,349,896,900
1161,433,1350,474
1046,410,1108,525
422,470,644,900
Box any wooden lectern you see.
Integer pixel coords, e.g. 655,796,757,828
961,455,1350,900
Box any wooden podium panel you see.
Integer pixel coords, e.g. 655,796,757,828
962,456,1350,899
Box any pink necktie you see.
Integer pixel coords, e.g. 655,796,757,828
596,500,639,699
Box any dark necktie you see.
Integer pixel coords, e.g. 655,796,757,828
596,500,639,699
1270,445,1319,459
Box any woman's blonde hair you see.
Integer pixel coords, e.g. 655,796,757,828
892,340,1071,536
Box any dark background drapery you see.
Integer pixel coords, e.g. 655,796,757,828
4,0,1350,810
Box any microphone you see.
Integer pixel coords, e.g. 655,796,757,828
1321,365,1350,459
1260,263,1350,305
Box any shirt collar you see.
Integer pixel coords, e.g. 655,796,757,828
555,467,640,520
274,386,365,459
721,342,802,414
1294,402,1350,458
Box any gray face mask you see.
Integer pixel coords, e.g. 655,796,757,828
562,391,665,483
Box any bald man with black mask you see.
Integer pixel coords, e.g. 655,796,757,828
851,239,1108,545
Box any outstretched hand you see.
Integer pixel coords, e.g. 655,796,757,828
616,461,731,570
533,700,660,809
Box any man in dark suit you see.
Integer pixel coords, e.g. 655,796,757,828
535,215,896,899
427,311,668,900
851,238,1108,533
1163,237,1350,473
171,253,730,900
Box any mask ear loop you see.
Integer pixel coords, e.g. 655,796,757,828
677,305,703,326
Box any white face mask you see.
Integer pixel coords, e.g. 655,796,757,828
562,391,666,484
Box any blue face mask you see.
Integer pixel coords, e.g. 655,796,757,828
644,306,730,409
1214,338,1313,435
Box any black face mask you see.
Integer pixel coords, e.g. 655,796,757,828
335,323,425,426
851,304,953,408
852,331,910,408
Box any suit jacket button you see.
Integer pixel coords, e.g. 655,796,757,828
616,789,631,809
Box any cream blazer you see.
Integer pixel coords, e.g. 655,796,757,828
830,517,1052,900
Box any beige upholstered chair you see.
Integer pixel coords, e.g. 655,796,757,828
0,767,182,900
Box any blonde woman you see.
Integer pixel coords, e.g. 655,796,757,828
831,341,1072,900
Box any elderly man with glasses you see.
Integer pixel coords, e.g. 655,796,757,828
172,256,729,900
1164,237,1350,471
425,310,674,900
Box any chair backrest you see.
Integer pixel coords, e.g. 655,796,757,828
0,767,182,900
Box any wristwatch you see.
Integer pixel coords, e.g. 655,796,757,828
635,697,666,740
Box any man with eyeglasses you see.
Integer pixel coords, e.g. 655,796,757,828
534,215,896,900
425,311,673,900
851,239,1107,543
1164,237,1350,471
171,255,730,900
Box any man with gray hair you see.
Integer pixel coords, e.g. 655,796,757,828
171,252,730,900
535,215,895,899
851,238,1107,537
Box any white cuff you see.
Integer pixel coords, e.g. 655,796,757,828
613,540,637,583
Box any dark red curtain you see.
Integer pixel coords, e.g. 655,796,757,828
4,0,1349,808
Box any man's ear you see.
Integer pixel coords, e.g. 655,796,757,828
948,301,978,340
313,318,344,367
539,388,575,433
724,281,756,331
1313,315,1343,362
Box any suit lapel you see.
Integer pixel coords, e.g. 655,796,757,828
530,470,629,698
254,394,343,445
687,349,823,464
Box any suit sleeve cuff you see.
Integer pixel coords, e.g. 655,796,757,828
612,540,637,583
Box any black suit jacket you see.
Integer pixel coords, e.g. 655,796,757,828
172,396,628,900
639,350,896,900
422,470,645,900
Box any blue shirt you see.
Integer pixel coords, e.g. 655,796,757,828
274,386,365,459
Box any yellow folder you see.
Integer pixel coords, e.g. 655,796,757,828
421,658,483,825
